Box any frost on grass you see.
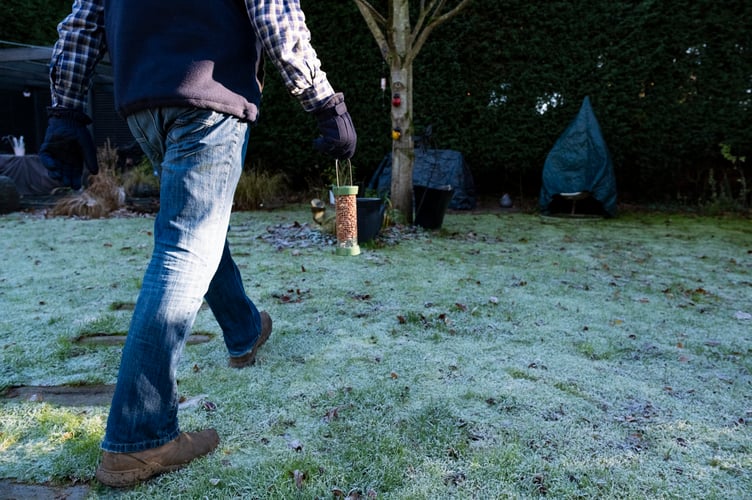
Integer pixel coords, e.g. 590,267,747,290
0,209,750,497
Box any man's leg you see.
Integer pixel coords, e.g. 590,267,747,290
96,107,248,487
204,238,272,366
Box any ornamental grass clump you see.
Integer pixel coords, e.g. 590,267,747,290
233,168,287,210
50,140,125,218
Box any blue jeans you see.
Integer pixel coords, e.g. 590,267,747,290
102,107,262,453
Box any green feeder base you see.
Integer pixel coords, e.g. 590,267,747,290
336,245,361,256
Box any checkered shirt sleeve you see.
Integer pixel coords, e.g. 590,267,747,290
246,0,335,111
49,0,106,110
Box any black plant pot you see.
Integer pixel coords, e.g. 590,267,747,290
356,197,385,243
414,185,453,229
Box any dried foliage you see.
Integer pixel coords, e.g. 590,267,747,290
233,168,287,210
50,140,125,218
121,158,159,198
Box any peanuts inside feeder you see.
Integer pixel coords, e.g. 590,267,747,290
332,160,360,256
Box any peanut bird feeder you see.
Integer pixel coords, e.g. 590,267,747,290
332,159,360,256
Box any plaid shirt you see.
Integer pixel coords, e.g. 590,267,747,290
50,0,334,112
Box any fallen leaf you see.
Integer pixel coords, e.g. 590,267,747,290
532,473,547,494
346,488,362,499
626,431,647,451
390,372,399,379
292,469,306,490
443,471,467,486
177,394,209,410
323,407,340,422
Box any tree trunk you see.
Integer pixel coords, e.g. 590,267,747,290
388,0,415,222
353,0,473,222
389,72,415,222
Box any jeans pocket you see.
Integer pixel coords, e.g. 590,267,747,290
167,109,226,147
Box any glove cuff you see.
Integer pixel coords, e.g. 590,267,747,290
47,107,93,125
313,93,348,121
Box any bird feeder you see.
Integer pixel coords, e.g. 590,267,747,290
332,159,360,256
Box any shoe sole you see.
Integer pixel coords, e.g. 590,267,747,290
95,462,185,488
95,430,219,487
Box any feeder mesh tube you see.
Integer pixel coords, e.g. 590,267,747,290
335,194,358,248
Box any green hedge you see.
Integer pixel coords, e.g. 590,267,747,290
5,0,751,202
257,1,752,202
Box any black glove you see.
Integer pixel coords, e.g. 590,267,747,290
312,92,357,159
39,107,98,190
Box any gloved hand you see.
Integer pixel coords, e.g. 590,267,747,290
312,92,357,159
39,107,98,190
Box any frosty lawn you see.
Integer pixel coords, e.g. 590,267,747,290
0,207,750,498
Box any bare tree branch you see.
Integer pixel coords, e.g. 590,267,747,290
353,0,387,26
411,1,431,41
407,0,472,65
427,0,469,26
414,0,448,36
353,0,390,60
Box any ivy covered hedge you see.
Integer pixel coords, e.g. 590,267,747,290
4,1,750,202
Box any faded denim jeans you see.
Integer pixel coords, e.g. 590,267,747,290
101,107,262,453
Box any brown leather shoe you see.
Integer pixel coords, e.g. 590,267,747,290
95,429,219,488
229,311,272,368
